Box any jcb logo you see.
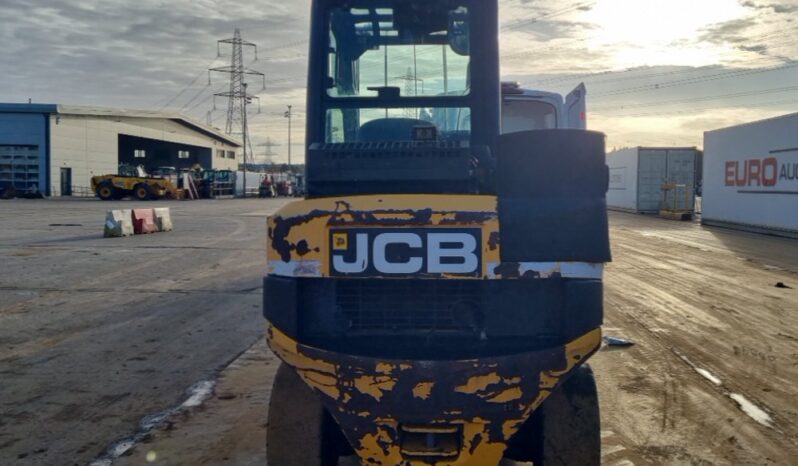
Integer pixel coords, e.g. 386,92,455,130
330,229,481,277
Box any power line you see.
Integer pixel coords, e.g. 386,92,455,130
501,1,596,32
184,85,227,113
594,96,798,118
590,61,798,98
179,82,213,112
157,57,220,110
260,39,308,53
590,85,798,112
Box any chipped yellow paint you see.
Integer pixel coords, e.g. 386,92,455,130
267,322,604,466
353,421,510,466
267,326,340,399
266,194,500,278
502,418,524,439
454,372,502,394
486,387,523,403
358,427,404,464
353,375,397,402
375,362,395,374
505,326,605,442
412,382,435,400
549,328,602,377
539,372,559,390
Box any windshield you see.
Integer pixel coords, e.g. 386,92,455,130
324,2,472,143
502,99,558,133
327,4,470,98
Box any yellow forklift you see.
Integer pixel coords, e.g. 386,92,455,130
263,1,611,464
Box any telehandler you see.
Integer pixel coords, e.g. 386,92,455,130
91,165,181,201
263,1,611,464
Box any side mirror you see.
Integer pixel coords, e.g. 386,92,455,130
448,9,470,56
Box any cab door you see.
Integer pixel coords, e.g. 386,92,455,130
565,83,587,130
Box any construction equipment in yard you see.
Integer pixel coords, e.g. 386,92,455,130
263,1,610,465
91,165,181,201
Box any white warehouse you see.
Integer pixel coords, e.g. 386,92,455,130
0,103,241,196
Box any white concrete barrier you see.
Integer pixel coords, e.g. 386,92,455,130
153,207,173,232
104,209,134,237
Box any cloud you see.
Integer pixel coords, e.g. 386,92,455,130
1,0,794,162
742,1,798,13
737,44,769,54
699,17,759,44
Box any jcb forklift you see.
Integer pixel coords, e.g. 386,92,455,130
263,1,611,464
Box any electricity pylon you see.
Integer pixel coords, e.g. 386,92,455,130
209,29,265,169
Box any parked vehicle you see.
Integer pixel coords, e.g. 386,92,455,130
91,165,181,201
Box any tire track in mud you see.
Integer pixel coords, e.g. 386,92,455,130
595,217,798,465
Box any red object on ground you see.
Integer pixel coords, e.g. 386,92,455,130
132,208,158,234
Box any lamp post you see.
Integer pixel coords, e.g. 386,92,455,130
242,83,250,197
284,105,292,172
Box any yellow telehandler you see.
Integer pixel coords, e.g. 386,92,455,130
91,165,181,201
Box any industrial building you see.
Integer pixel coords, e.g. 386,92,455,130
0,103,241,196
703,112,798,238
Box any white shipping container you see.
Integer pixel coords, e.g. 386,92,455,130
606,147,698,213
703,112,798,236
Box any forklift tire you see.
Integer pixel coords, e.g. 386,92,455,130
505,364,601,465
96,182,116,201
535,364,601,465
267,363,342,466
133,184,152,201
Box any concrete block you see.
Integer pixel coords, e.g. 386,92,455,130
153,207,173,232
104,209,134,237
132,208,158,234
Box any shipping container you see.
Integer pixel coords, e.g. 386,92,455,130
606,147,698,213
702,112,798,237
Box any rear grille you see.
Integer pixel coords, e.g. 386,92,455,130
336,280,481,334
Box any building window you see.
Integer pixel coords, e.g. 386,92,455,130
227,150,235,159
134,149,146,158
178,150,190,159
217,149,225,158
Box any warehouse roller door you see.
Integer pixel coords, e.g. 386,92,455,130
0,145,42,194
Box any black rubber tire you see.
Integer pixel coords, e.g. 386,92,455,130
96,182,116,201
504,364,601,465
535,364,601,466
133,183,152,201
267,364,340,466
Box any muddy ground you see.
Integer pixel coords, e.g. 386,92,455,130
116,211,798,466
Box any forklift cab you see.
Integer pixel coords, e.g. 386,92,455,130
305,0,501,196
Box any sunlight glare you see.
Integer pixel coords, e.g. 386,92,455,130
584,0,749,67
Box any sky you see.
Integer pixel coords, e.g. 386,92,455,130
1,0,797,162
